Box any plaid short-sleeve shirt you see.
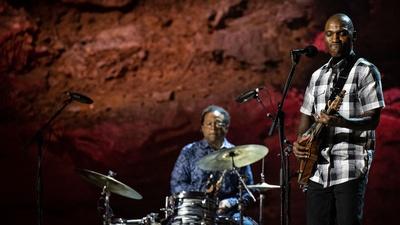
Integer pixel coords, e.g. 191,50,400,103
300,54,385,187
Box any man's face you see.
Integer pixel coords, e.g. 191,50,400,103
324,18,354,58
201,111,228,145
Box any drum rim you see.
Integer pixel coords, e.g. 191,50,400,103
173,191,211,198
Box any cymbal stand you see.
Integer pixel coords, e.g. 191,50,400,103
99,171,116,225
259,159,266,225
101,186,112,225
229,154,256,225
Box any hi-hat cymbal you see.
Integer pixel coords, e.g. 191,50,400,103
78,169,142,200
248,182,280,192
197,144,269,171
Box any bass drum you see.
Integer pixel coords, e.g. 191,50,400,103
169,191,217,225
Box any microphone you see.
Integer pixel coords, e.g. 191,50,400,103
291,45,318,58
205,174,214,187
66,92,94,104
205,174,215,193
235,87,263,103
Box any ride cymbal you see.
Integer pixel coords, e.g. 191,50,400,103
78,169,142,200
197,144,268,171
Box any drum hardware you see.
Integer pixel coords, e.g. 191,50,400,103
142,213,161,225
110,217,149,225
197,145,267,225
248,181,280,225
232,166,256,225
213,170,227,196
111,217,143,225
215,215,237,225
77,169,143,225
110,213,162,225
160,196,174,220
205,170,227,197
100,180,114,225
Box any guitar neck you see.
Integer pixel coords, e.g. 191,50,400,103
308,106,336,140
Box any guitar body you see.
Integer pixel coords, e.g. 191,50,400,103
297,90,346,185
297,134,321,185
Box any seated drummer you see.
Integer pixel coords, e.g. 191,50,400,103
170,105,258,225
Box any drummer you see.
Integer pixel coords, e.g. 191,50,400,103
170,105,258,225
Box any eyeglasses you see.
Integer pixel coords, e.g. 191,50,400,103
203,121,227,129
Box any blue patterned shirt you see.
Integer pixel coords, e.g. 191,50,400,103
170,139,254,206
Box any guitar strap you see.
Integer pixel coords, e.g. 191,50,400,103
320,53,358,165
326,53,358,106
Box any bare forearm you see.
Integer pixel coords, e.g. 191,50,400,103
335,115,380,130
297,113,313,136
322,108,382,130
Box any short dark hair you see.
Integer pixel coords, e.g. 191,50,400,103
327,13,355,33
200,105,230,126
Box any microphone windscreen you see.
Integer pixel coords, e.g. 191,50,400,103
305,45,318,58
68,92,94,104
236,90,256,103
235,87,264,103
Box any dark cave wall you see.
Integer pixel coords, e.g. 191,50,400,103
0,0,399,225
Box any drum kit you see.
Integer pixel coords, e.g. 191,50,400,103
78,145,280,225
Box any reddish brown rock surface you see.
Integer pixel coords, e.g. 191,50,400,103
0,1,399,225
62,0,134,8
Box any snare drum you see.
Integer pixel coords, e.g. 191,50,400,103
169,191,217,225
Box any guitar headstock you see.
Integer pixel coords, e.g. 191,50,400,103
329,90,346,111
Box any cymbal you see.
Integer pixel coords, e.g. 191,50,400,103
78,169,142,200
197,144,268,171
248,182,280,192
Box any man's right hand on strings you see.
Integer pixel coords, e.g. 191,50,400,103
293,135,310,159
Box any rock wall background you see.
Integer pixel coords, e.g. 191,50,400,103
0,0,399,225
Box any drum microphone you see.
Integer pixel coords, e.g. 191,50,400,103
235,87,264,103
205,174,214,189
66,91,94,104
291,45,318,58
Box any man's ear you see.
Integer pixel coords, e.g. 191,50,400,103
352,30,357,42
222,125,229,133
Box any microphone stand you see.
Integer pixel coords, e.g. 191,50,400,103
268,52,302,225
254,94,273,225
28,98,74,225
